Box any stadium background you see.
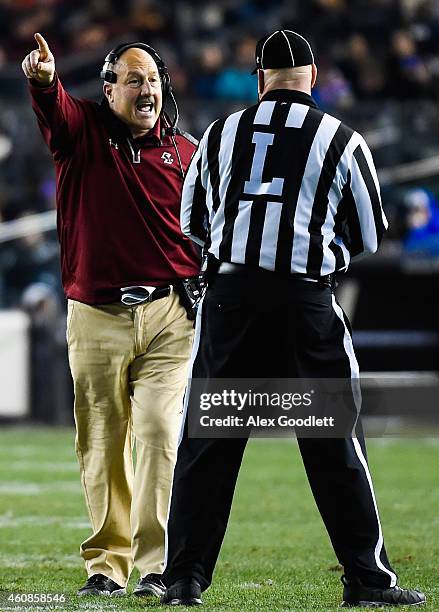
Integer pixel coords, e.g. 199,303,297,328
0,0,438,610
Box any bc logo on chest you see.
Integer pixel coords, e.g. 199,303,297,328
161,152,174,165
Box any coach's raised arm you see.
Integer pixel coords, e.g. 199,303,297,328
21,33,55,86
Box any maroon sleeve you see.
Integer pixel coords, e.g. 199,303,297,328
175,134,198,174
28,73,86,155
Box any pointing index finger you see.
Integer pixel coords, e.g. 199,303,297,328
34,32,50,60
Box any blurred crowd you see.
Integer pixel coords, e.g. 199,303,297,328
1,0,439,312
2,0,439,104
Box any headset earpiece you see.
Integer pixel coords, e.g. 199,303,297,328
100,67,117,83
160,70,172,98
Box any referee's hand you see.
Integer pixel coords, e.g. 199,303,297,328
21,33,55,86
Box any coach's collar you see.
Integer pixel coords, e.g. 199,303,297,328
260,89,318,109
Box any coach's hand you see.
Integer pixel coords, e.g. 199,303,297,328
21,33,55,86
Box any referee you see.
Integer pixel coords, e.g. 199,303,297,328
161,31,426,608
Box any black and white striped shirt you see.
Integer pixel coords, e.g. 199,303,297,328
181,89,387,276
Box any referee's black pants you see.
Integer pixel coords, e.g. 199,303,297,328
163,272,397,591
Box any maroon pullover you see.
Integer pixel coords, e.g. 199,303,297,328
29,74,200,304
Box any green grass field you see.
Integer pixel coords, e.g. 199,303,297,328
0,428,437,611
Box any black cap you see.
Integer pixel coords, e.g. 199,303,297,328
252,30,314,74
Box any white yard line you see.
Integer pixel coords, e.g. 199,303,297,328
0,513,89,529
2,461,78,472
0,553,80,568
0,481,81,495
0,443,73,458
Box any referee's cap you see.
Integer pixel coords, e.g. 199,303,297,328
252,30,315,74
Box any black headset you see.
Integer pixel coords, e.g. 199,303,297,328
100,42,179,135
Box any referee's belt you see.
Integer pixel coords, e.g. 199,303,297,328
120,285,171,306
216,262,336,288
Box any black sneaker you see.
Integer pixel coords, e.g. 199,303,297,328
341,575,426,607
77,573,126,597
161,577,202,606
134,573,166,597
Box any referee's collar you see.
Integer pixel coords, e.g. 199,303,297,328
260,89,318,109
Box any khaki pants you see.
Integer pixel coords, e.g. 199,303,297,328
67,290,194,587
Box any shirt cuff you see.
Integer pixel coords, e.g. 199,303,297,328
28,72,58,93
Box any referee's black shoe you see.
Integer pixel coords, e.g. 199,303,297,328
134,573,166,597
341,575,426,607
161,578,202,606
77,574,126,597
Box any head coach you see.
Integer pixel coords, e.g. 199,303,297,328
160,31,426,607
22,33,200,598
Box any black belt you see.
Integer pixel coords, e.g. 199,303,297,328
216,262,336,288
120,285,171,306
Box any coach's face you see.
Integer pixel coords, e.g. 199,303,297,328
104,48,163,138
